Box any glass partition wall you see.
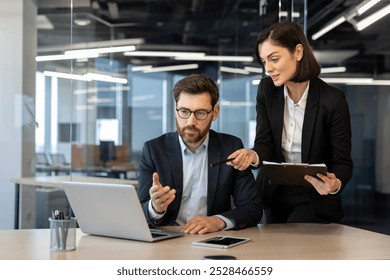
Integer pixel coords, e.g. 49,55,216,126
33,0,390,234
35,3,263,181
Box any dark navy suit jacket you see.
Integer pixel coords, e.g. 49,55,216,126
253,77,353,222
137,130,262,229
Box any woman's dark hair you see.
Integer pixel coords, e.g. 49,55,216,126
255,21,321,82
173,73,219,107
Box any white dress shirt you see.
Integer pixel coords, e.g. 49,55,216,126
149,133,234,229
281,82,309,163
176,134,209,225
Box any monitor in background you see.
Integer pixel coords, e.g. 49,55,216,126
99,140,117,166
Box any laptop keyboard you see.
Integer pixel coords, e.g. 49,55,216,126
151,232,168,238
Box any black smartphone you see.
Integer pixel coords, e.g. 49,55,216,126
192,236,250,249
203,255,237,260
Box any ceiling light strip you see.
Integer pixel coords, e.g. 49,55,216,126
220,66,249,75
36,53,99,61
43,71,127,84
357,0,382,15
322,77,390,85
175,55,254,62
65,45,136,56
356,4,390,31
143,64,199,73
244,66,263,73
84,73,127,84
123,51,206,57
43,71,91,81
311,16,346,40
131,65,153,72
320,66,347,74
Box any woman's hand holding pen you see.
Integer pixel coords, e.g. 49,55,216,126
226,148,258,171
150,172,176,214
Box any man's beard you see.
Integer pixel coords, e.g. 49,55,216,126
177,121,211,146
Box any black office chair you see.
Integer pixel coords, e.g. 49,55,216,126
35,153,50,166
49,153,70,166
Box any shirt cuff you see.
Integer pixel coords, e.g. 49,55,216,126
215,214,235,230
148,200,166,221
329,186,341,195
329,180,342,195
250,150,260,167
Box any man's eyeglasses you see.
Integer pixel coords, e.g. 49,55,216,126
176,107,213,120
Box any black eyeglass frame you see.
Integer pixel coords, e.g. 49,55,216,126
175,107,214,120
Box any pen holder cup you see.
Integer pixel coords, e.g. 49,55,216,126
48,217,77,252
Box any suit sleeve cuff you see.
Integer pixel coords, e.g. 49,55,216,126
215,215,235,230
148,200,166,221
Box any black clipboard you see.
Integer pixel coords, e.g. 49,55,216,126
262,161,327,186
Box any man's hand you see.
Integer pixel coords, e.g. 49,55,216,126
149,172,176,213
183,216,226,234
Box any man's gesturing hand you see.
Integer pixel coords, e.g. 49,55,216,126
149,172,176,214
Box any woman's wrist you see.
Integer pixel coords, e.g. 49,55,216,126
250,150,260,167
329,179,342,195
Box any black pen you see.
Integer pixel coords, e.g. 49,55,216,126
210,158,235,168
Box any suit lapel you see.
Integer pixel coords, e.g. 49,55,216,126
302,79,320,163
206,131,221,215
272,86,285,158
168,132,183,207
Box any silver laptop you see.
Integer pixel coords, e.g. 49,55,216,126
62,181,184,242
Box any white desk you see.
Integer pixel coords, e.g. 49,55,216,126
1,223,390,260
10,176,138,229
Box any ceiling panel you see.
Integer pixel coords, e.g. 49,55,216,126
36,0,390,76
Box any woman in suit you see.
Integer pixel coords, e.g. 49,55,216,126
228,21,353,223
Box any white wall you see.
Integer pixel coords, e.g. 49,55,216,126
0,0,36,229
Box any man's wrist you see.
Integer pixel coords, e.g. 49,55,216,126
215,215,234,230
148,200,166,216
151,203,166,214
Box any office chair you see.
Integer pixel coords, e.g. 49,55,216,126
49,153,70,166
35,153,50,166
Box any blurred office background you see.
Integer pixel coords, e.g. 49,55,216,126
0,0,389,234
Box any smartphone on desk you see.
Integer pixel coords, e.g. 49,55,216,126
192,236,250,249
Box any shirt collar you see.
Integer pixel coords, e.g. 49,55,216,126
283,81,310,109
178,132,209,155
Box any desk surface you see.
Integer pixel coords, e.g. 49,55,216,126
1,223,390,260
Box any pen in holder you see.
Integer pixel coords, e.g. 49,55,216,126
49,210,77,252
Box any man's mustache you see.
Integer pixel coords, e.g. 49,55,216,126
183,125,198,131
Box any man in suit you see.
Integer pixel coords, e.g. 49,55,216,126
137,74,262,234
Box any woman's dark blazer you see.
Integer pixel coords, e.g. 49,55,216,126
253,76,353,222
